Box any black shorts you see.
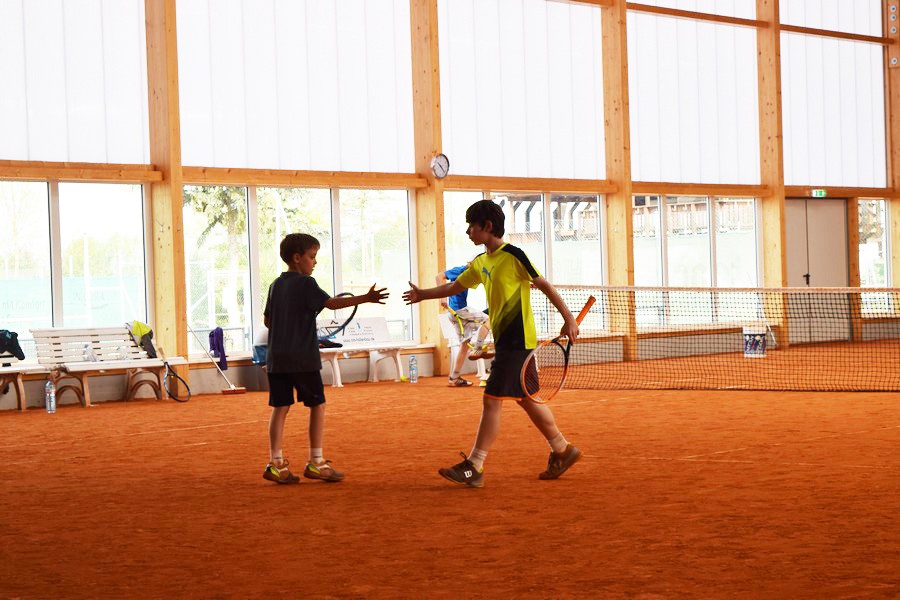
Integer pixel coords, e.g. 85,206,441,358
267,371,326,408
483,349,533,400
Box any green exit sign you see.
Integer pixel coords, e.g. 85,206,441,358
811,189,827,198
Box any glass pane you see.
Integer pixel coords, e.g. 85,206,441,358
183,186,251,353
444,191,487,311
665,196,710,287
257,187,333,315
550,194,602,285
780,0,881,37
858,199,891,314
491,193,545,275
58,183,147,328
715,198,758,287
0,181,52,360
633,195,661,286
339,190,412,341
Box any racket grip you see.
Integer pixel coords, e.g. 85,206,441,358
575,295,596,325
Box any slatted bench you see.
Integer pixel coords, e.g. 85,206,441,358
30,326,186,407
318,317,412,387
0,352,49,411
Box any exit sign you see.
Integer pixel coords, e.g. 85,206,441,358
811,189,827,198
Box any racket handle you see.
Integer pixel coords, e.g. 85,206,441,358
575,295,596,325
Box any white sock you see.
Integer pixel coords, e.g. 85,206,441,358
469,447,488,471
474,334,486,349
450,370,460,380
548,432,568,454
309,448,323,464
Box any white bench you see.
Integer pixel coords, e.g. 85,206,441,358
318,317,411,387
30,326,186,407
0,351,49,411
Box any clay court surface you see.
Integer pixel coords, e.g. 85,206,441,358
1,378,899,599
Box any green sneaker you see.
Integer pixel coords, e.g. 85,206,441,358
303,460,345,482
263,460,300,484
438,452,484,488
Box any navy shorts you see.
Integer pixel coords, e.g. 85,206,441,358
483,349,534,400
267,371,326,408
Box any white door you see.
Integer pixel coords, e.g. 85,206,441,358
785,199,850,344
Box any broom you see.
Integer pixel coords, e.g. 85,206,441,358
187,324,247,395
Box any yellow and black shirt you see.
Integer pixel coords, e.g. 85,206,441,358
455,243,540,351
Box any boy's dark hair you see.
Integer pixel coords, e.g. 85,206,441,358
465,200,505,237
279,233,320,264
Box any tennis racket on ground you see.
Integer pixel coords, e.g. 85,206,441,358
520,295,596,404
159,347,191,402
317,292,358,348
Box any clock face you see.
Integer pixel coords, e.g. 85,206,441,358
430,153,450,179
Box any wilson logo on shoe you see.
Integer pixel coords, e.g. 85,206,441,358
464,470,472,478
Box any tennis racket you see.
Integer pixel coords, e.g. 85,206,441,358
520,295,596,404
446,306,489,350
317,292,358,348
159,347,191,402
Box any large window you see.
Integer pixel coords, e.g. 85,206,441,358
549,194,602,285
59,183,147,328
338,189,412,340
183,186,251,353
0,181,52,358
444,191,488,310
492,193,546,275
859,199,891,314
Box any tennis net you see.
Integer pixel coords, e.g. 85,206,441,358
529,286,900,392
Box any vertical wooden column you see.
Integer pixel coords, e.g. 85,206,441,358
885,2,900,294
145,0,188,366
846,198,864,340
410,0,448,375
601,0,637,360
756,0,787,288
756,0,790,345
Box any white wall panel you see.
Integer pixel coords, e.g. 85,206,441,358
438,0,604,179
629,0,756,19
628,13,760,184
177,0,414,172
0,0,148,163
780,0,881,37
781,34,886,187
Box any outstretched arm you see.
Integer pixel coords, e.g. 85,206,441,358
324,284,388,310
531,277,579,341
403,280,466,305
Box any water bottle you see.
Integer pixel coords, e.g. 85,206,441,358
409,356,419,384
44,379,56,414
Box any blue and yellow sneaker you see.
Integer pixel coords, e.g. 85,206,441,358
303,460,345,482
263,459,300,484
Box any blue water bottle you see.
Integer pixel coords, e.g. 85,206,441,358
409,356,419,384
44,379,56,413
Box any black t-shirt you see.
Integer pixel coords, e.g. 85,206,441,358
264,272,330,373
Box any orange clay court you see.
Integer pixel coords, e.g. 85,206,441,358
1,377,899,598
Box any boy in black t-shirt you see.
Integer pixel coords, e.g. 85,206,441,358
263,233,388,484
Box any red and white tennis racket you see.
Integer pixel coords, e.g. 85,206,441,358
520,295,596,403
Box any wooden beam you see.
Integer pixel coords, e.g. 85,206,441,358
410,0,449,376
0,160,162,182
632,182,771,197
779,24,892,46
145,0,189,377
182,166,426,189
443,174,616,194
887,7,900,288
626,3,769,29
756,0,787,289
602,1,637,360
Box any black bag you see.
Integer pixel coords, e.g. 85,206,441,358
0,329,25,365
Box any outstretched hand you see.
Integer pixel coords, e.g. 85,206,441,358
403,282,421,305
364,284,389,304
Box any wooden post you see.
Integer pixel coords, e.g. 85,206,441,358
410,0,448,376
885,1,900,305
145,0,189,384
601,0,637,360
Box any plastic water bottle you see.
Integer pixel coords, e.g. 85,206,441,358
44,379,56,414
409,356,419,384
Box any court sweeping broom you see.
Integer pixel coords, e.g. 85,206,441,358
187,324,247,395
